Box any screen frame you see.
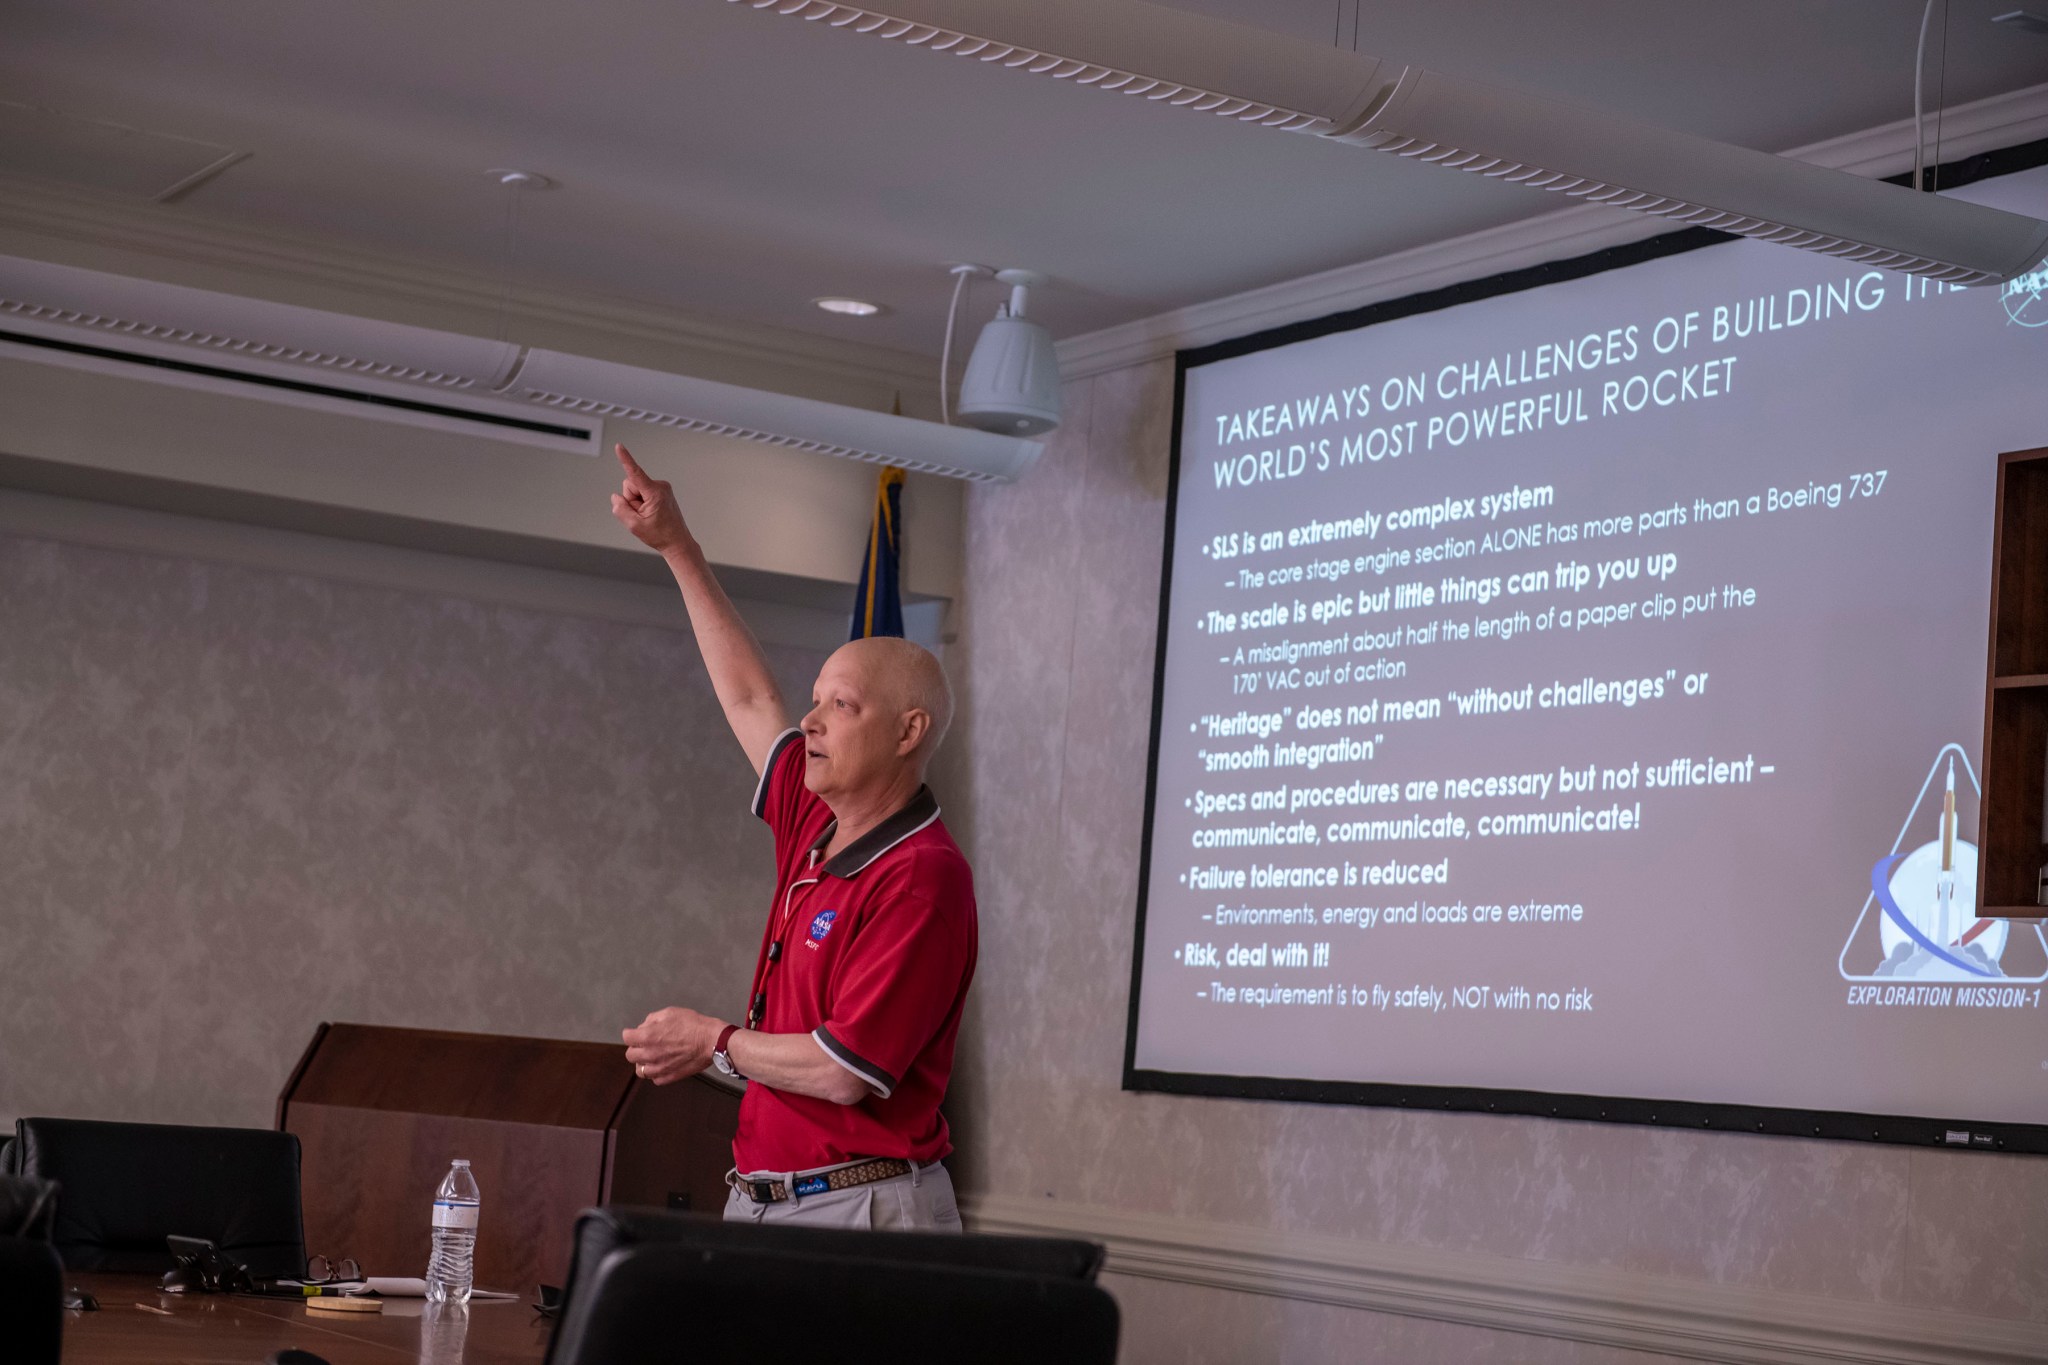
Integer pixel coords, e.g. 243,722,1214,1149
1121,135,2048,1156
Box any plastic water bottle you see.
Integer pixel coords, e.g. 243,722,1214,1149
424,1158,480,1305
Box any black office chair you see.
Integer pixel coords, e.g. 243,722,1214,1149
559,1205,1106,1300
546,1238,1120,1365
7,1118,306,1277
0,1173,59,1243
0,1234,64,1364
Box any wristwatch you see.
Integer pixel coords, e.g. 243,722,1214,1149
712,1024,745,1079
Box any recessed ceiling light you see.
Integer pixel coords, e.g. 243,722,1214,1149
814,297,885,317
485,168,555,190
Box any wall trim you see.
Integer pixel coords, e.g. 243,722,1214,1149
0,485,858,651
964,1192,2048,1365
1054,81,2048,379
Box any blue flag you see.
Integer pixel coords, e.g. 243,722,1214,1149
851,466,905,639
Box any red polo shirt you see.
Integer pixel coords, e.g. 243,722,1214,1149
731,728,978,1173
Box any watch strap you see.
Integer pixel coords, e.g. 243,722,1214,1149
715,1024,744,1076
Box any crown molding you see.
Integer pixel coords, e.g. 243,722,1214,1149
1055,81,2048,379
966,1192,2048,1365
0,176,941,407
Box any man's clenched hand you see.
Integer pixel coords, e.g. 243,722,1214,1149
609,443,693,555
623,1006,723,1085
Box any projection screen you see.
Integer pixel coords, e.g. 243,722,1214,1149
1125,144,2048,1151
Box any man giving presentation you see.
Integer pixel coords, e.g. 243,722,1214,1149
608,444,976,1231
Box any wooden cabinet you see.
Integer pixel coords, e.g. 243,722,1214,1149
277,1022,741,1297
1978,446,2048,919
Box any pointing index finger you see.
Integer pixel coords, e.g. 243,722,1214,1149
614,443,653,487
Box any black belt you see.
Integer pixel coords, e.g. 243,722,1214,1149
741,1158,914,1204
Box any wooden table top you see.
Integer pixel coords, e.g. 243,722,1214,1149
60,1273,554,1365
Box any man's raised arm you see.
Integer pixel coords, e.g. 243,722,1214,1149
609,443,792,774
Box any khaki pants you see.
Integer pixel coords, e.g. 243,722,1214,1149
723,1160,962,1232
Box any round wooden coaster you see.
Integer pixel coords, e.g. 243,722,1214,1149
306,1295,384,1314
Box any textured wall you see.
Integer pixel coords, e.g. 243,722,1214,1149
8,366,2046,1363
0,528,822,1131
936,358,2048,1363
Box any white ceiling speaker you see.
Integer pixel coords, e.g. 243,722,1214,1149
0,255,1043,482
957,268,1061,436
735,0,2048,286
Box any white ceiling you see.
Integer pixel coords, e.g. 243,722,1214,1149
2,0,2045,359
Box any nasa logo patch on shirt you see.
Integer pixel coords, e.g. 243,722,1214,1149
809,909,839,943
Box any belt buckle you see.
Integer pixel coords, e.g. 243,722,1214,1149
749,1179,778,1204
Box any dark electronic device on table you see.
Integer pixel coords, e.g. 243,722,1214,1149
163,1234,256,1294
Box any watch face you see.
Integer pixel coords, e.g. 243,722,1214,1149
713,1051,736,1076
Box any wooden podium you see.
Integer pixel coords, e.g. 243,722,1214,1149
277,1022,742,1297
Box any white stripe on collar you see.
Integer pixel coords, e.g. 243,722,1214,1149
750,728,805,819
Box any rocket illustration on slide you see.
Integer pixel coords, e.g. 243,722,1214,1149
1935,758,1957,951
1837,743,2048,984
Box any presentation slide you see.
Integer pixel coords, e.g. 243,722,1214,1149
1130,155,2048,1135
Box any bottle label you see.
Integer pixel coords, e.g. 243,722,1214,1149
432,1200,479,1230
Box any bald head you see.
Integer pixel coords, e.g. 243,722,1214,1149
823,636,953,768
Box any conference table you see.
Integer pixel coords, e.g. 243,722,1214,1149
60,1273,553,1364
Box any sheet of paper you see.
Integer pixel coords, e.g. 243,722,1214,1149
358,1277,517,1300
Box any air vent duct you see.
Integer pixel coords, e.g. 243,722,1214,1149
0,308,599,454
0,256,1043,482
505,349,1039,481
736,0,2048,286
0,255,524,388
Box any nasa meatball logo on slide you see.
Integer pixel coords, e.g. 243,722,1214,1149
2001,265,2048,328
